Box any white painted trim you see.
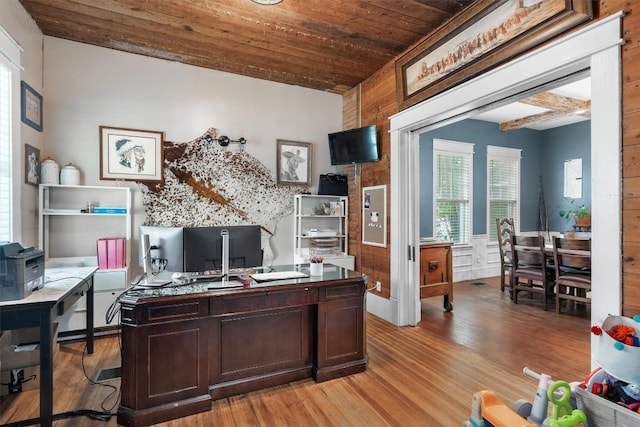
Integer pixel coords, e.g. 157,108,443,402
0,25,23,70
385,14,624,333
487,145,522,160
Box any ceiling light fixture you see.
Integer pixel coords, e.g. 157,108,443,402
251,0,283,5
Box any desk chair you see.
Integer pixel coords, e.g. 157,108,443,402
512,234,552,310
496,218,515,294
552,237,591,314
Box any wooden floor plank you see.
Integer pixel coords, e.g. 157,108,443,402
0,277,591,426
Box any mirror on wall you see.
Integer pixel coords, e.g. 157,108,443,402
563,158,582,199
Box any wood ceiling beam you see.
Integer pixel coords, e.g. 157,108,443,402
519,92,590,112
500,92,591,130
500,108,591,131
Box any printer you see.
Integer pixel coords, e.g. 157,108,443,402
0,242,45,301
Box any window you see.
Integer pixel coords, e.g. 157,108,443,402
433,139,473,245
0,26,21,242
0,61,12,241
487,145,521,242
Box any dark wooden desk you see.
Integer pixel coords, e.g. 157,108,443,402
117,264,368,427
0,266,96,427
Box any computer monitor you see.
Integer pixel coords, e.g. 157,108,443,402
138,226,184,273
183,225,262,272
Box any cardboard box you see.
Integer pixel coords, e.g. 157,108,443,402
0,325,59,371
0,365,40,396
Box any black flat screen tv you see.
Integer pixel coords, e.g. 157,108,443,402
328,125,379,165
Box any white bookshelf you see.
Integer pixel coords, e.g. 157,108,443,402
38,184,131,332
293,194,354,270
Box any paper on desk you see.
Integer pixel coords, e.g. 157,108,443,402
250,271,308,282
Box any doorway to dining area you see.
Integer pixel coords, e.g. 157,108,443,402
386,14,622,339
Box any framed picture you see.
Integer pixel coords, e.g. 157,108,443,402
21,81,43,131
362,185,387,247
100,126,164,182
24,143,40,185
276,139,312,186
395,0,592,111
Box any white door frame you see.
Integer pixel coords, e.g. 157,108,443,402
368,13,624,339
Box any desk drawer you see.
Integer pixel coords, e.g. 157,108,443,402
123,299,209,325
210,288,318,315
421,248,448,285
320,284,362,301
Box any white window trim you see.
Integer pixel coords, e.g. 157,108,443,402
433,138,474,245
486,145,522,241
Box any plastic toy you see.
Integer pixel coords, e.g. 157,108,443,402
462,390,537,427
512,368,554,424
547,381,578,421
546,410,586,427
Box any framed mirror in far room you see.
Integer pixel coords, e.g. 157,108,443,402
564,158,582,199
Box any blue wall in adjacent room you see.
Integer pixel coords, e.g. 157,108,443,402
541,121,591,232
419,119,591,239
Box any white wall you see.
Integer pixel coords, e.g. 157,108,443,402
0,0,45,247
41,37,342,273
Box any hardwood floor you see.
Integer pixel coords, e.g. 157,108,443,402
0,277,591,426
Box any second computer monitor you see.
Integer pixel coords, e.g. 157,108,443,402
138,225,184,273
182,225,262,272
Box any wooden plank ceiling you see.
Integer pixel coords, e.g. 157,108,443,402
18,0,475,94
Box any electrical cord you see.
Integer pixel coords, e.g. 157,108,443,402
80,343,120,415
0,341,119,426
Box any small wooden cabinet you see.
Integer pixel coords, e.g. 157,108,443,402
419,241,453,311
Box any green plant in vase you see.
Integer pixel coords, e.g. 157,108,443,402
559,199,590,228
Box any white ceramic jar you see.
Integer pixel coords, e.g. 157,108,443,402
60,163,80,185
40,158,60,184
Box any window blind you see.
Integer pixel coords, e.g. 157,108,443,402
0,62,10,241
0,25,21,242
433,139,473,245
487,146,521,242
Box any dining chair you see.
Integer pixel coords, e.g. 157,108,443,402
552,236,591,314
563,231,592,240
496,218,515,294
511,234,553,310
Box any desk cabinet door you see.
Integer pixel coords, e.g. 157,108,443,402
120,317,210,410
315,295,366,382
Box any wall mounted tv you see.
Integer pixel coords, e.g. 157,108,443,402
328,125,379,165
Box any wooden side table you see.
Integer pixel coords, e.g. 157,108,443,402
419,241,453,311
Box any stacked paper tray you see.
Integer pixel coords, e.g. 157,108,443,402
308,229,337,237
311,238,338,246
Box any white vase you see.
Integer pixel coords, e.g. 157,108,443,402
60,163,80,185
40,158,60,184
309,262,323,276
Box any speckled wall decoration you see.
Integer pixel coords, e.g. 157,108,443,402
138,127,308,265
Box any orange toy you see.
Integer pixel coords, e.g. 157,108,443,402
608,324,636,342
463,390,537,427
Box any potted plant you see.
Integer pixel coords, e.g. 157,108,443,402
559,199,591,228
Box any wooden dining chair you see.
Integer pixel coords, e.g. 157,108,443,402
496,218,515,294
552,237,591,314
511,234,553,310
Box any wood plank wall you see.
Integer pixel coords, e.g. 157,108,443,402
346,0,640,312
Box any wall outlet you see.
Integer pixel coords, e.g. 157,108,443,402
9,368,24,394
375,281,381,292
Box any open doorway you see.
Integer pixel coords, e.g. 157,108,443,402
379,14,623,351
416,72,591,281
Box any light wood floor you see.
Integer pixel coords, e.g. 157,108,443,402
0,277,591,426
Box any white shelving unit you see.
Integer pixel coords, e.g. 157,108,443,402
293,194,354,270
38,184,131,333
